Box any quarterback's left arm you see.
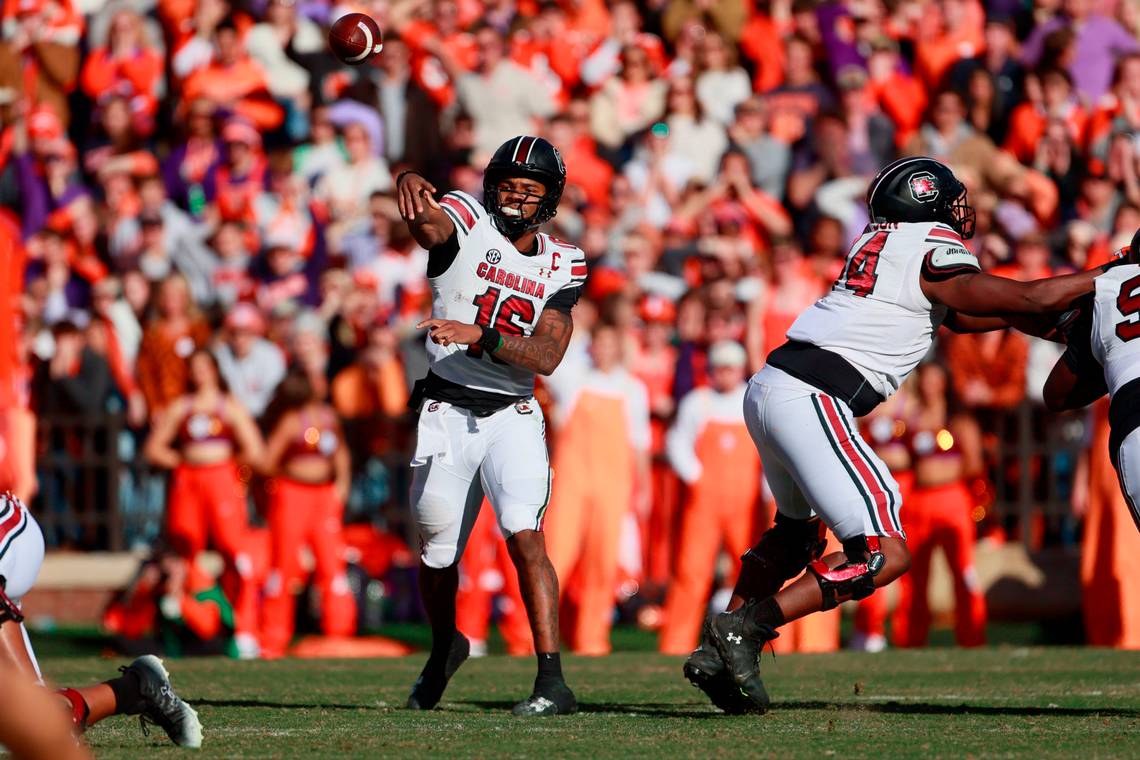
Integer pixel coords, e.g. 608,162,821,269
494,308,575,376
416,308,574,376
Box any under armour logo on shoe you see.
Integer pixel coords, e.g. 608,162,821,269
727,633,743,644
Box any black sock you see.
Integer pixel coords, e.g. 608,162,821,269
429,626,457,664
744,597,786,638
535,652,563,686
105,670,143,716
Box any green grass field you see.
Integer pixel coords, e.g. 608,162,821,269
39,647,1140,759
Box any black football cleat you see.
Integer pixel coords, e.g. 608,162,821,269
406,631,470,710
683,617,759,715
511,680,578,717
709,600,778,714
121,655,203,748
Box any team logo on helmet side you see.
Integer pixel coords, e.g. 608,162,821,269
551,145,565,175
486,249,502,264
909,172,939,202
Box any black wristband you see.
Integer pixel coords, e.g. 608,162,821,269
479,326,503,353
396,170,424,187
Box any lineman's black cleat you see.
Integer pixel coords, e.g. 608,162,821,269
709,600,778,713
512,680,578,716
683,617,759,714
406,631,470,710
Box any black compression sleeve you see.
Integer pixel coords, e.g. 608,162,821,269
426,232,460,278
543,286,580,314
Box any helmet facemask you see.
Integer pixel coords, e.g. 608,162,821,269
948,189,976,240
483,170,559,239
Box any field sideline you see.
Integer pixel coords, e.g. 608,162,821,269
41,649,1140,759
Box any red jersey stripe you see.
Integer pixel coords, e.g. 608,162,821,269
441,196,475,230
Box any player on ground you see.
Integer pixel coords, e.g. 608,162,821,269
1043,229,1140,532
685,156,1136,713
397,135,584,716
0,492,202,746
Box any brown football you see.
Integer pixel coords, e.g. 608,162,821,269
328,13,383,66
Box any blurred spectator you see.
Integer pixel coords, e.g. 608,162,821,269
314,120,391,233
694,30,750,127
948,15,1025,145
33,320,112,417
0,0,82,125
658,340,757,654
213,303,286,418
913,0,984,90
579,1,665,88
103,549,238,658
244,0,324,140
1021,0,1140,103
945,328,1029,412
661,0,748,45
589,44,666,160
836,66,895,175
431,24,556,162
767,34,834,147
727,96,790,201
371,37,445,176
1005,67,1086,166
181,16,284,132
259,369,355,659
331,319,409,422
206,117,266,229
663,75,727,184
865,37,927,148
79,8,163,131
135,274,211,414
545,324,650,655
162,98,221,216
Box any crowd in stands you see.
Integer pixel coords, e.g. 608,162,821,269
5,0,1140,655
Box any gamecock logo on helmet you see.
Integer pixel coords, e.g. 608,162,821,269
909,172,939,202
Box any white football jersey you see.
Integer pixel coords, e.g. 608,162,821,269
1090,264,1140,395
429,190,586,396
786,221,980,399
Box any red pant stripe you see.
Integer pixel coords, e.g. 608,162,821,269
819,396,897,537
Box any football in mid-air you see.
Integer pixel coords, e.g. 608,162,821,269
329,13,383,66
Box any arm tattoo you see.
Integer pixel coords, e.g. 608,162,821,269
494,308,574,375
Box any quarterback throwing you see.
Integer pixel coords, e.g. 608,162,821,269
397,136,584,716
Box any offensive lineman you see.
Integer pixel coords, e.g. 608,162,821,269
1043,229,1140,531
685,156,1136,713
397,136,584,716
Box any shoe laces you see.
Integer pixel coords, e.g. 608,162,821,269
122,665,180,719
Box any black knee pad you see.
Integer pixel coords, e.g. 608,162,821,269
735,515,828,602
807,535,886,611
